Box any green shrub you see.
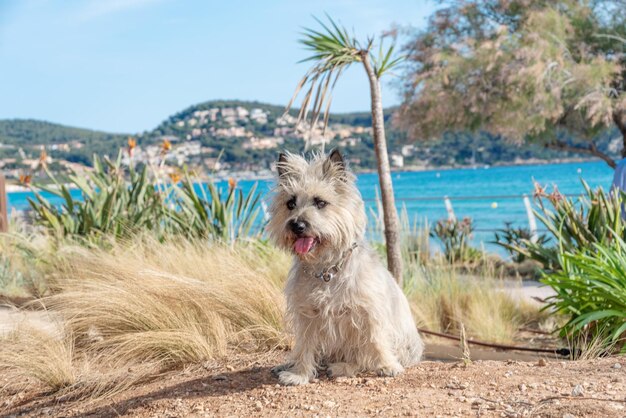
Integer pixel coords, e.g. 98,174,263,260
30,153,166,239
504,181,625,271
542,234,626,351
28,152,261,243
494,222,550,263
431,217,478,263
170,173,261,241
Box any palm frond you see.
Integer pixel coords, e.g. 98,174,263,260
286,15,404,149
286,15,361,149
372,42,406,78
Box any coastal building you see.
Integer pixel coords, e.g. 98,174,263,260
402,145,415,157
236,107,250,120
220,108,237,125
390,153,404,168
250,108,268,124
338,137,361,147
242,136,284,150
215,127,249,138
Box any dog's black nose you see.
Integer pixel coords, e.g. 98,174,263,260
289,220,308,235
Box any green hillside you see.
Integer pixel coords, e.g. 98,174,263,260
141,99,619,170
0,119,128,166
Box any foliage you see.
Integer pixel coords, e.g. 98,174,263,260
431,217,478,263
505,181,625,271
27,152,262,242
285,15,404,144
170,173,261,241
398,0,626,166
400,212,432,268
0,218,52,298
494,221,550,263
542,234,626,351
29,153,166,239
0,248,36,297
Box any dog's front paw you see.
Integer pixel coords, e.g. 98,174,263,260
278,370,310,386
376,363,404,377
271,362,293,377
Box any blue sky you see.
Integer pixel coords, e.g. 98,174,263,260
0,0,436,133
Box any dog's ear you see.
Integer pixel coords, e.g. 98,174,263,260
276,152,290,180
323,148,346,179
328,149,345,169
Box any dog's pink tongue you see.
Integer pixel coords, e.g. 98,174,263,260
294,237,315,254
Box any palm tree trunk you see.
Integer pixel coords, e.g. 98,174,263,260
360,51,403,285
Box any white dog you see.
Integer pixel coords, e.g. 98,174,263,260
267,149,423,386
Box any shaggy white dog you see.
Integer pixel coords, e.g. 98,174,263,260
267,149,423,386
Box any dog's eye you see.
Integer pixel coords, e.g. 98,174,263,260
286,197,297,210
314,198,328,209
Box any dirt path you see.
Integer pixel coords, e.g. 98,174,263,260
0,306,60,337
4,352,625,417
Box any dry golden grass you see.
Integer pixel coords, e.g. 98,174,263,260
45,238,290,366
0,326,75,392
405,266,545,343
0,216,55,298
1,238,290,402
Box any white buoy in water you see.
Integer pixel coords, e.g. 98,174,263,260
436,172,441,178
491,202,498,209
577,168,582,174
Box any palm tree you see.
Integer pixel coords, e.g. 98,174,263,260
286,16,405,284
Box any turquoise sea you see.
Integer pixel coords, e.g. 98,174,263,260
7,161,615,252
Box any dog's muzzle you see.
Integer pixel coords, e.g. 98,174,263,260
289,219,309,236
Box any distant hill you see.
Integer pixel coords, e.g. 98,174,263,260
0,100,621,178
140,99,620,171
0,119,128,167
0,119,128,145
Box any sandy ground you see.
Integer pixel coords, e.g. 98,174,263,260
500,280,555,303
2,352,625,418
0,306,60,337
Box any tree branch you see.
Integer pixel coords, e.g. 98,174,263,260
613,109,626,158
545,139,616,168
613,110,626,134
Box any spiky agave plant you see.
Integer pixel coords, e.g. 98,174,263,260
504,180,626,271
27,152,262,243
286,15,405,283
28,152,167,240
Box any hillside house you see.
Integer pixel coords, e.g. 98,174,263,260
242,136,284,150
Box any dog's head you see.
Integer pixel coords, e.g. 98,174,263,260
267,149,366,262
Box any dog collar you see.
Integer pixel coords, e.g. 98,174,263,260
304,242,358,283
